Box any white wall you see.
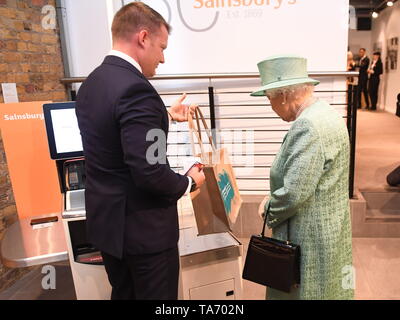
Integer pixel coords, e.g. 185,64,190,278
348,29,372,57
371,1,400,114
61,0,114,77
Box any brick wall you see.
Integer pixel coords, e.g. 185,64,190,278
0,0,67,292
0,0,67,103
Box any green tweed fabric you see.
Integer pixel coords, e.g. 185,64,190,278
265,99,354,300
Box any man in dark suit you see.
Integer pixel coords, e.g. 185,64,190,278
368,52,383,111
75,2,205,300
357,48,370,109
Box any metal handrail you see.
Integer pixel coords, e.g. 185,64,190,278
59,71,359,197
60,71,359,84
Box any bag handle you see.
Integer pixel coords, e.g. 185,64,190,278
188,107,217,158
196,108,215,149
261,200,291,243
188,111,205,158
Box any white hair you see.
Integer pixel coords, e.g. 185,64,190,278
347,51,354,60
265,83,315,100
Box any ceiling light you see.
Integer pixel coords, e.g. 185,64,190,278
387,1,394,7
372,11,379,18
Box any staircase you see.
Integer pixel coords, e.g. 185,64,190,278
351,188,400,237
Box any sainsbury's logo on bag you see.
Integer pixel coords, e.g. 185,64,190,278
217,170,235,215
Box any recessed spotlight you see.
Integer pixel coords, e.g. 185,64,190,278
387,1,394,7
372,11,379,18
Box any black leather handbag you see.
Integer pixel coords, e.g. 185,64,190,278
242,202,301,293
387,165,400,186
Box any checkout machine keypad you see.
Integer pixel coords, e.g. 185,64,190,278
64,160,86,211
64,160,86,191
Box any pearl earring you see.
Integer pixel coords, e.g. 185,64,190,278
282,94,286,105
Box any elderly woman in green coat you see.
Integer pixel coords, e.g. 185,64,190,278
251,55,354,300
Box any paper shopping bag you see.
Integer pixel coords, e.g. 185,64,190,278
188,108,242,235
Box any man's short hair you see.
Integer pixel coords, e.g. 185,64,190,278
360,48,366,52
373,52,381,56
112,2,171,42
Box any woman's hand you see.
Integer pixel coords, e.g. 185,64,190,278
169,93,197,122
258,195,269,219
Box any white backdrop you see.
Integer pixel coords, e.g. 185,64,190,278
63,0,349,76
127,0,349,74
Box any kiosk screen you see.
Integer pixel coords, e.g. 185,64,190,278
43,102,84,160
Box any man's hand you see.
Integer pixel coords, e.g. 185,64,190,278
169,93,197,122
187,165,205,191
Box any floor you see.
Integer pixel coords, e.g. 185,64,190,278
0,237,399,300
1,110,400,300
0,261,76,300
354,109,400,191
240,237,400,300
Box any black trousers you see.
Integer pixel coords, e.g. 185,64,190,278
101,246,179,300
357,77,369,108
368,77,380,110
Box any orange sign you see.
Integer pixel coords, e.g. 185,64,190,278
0,102,62,219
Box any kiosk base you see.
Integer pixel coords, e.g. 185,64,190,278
61,196,243,300
62,217,111,300
179,248,243,300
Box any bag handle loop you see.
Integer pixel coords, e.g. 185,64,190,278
188,107,217,159
188,111,205,158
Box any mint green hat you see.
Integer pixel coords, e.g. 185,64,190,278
250,55,320,97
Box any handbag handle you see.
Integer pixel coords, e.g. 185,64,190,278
261,200,291,243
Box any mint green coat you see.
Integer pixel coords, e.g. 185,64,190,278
265,100,354,300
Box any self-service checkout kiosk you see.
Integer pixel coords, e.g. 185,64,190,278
43,102,111,299
43,102,243,300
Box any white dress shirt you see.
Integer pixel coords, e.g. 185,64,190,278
109,50,142,73
108,50,193,196
368,60,377,78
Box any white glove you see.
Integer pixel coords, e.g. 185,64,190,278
258,196,269,219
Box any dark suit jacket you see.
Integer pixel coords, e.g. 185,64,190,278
358,56,370,82
369,59,383,80
75,56,189,258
